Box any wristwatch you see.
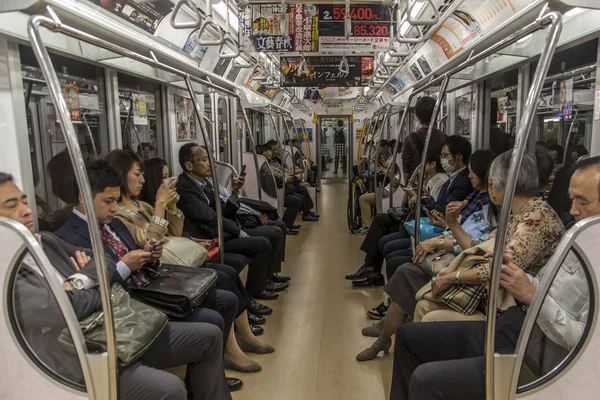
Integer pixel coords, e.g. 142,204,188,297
438,238,445,250
68,278,85,290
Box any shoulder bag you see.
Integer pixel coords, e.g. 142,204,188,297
130,264,218,319
58,284,168,366
160,236,208,267
417,250,456,277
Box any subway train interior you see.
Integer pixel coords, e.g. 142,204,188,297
1,0,600,399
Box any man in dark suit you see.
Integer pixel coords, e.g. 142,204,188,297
176,143,287,300
54,160,239,348
0,172,231,399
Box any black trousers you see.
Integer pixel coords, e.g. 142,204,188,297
204,262,251,316
120,322,230,400
223,236,271,295
283,193,302,229
295,184,314,213
359,213,400,272
390,306,527,400
244,221,286,276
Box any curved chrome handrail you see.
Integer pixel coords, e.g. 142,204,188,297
28,11,118,399
170,0,202,29
406,0,440,26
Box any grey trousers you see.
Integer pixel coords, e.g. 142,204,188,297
120,321,231,400
384,262,430,318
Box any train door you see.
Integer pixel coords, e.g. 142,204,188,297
20,45,108,231
318,116,352,181
117,73,163,160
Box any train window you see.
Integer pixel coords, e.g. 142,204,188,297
516,249,593,393
118,73,162,159
456,93,472,136
7,250,86,391
19,45,107,230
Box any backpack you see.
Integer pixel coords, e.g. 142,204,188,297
347,174,368,232
334,127,345,143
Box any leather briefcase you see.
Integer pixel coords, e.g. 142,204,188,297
131,264,218,319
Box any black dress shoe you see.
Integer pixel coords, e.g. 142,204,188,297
286,228,300,235
345,265,376,280
250,323,264,336
248,313,266,325
352,274,385,287
272,273,291,283
253,290,279,300
292,224,301,229
302,214,319,221
310,211,320,218
227,377,243,392
248,299,273,315
265,280,289,292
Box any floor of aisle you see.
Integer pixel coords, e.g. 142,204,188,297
230,181,393,400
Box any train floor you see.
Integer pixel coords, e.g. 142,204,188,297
230,180,393,400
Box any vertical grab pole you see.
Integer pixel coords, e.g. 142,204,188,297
386,104,410,207
238,99,263,200
562,108,579,166
414,75,450,247
485,12,562,400
28,13,118,400
184,76,225,263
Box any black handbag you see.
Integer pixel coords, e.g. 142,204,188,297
131,264,218,319
388,206,413,224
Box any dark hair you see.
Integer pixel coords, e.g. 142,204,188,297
490,98,498,125
265,140,279,151
549,144,564,163
256,145,265,155
536,141,549,150
469,149,496,188
379,139,388,148
573,156,600,199
337,119,344,126
75,159,122,200
46,150,77,204
178,142,200,171
291,139,299,145
425,149,444,173
535,144,554,188
140,158,168,205
0,172,14,185
103,149,144,198
441,135,472,164
415,96,436,125
573,145,589,160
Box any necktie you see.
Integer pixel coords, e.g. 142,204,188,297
99,225,129,260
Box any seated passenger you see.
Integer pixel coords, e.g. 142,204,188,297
390,156,600,400
572,144,588,164
176,143,285,301
365,150,494,320
0,172,231,400
356,152,564,362
401,96,446,183
289,138,318,186
267,139,319,221
346,136,473,287
103,151,274,374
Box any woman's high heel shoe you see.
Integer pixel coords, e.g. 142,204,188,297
356,339,392,362
361,322,383,338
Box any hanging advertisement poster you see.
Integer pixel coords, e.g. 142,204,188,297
61,84,81,122
552,78,574,119
387,74,409,95
280,56,374,87
318,4,392,51
132,93,148,126
245,68,277,99
239,4,318,52
431,10,482,59
175,95,197,141
467,0,534,36
89,0,173,34
182,29,212,62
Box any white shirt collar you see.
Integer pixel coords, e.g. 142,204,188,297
72,207,88,223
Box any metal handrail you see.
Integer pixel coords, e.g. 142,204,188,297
267,109,295,173
485,12,562,399
28,11,117,399
81,112,99,159
219,0,240,59
170,0,202,29
196,0,225,46
406,0,440,26
562,108,579,166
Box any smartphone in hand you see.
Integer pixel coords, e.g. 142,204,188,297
240,164,247,176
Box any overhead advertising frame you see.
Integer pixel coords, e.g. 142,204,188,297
280,55,374,87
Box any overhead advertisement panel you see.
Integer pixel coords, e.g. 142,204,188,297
246,67,278,99
89,0,173,34
239,4,392,53
280,56,374,87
